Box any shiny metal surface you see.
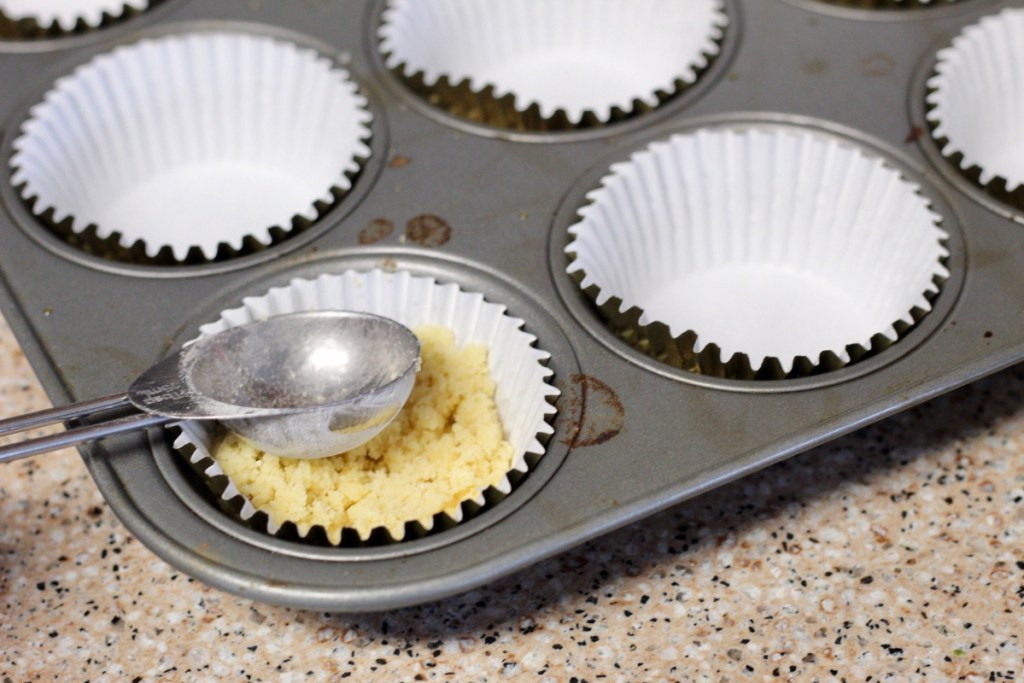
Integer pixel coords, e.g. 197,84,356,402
0,311,420,461
133,311,421,459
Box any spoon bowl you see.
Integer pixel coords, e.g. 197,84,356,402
131,311,422,459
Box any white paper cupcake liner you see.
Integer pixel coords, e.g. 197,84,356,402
926,7,1024,207
172,269,559,544
10,31,372,264
0,0,149,36
566,126,950,380
378,0,728,130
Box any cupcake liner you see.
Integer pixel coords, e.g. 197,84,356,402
10,31,372,264
0,0,150,38
172,269,559,545
378,0,728,131
926,7,1024,209
566,126,950,380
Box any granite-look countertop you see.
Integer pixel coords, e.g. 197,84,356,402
0,312,1021,682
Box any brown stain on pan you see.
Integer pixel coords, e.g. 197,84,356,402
376,257,399,272
561,374,624,448
904,126,924,144
405,214,452,247
861,52,895,78
358,218,394,245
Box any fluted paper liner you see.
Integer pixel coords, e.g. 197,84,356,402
0,0,150,38
10,31,372,264
926,7,1024,209
566,126,949,379
378,0,728,131
172,269,559,545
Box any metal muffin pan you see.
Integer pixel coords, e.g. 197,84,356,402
0,0,1022,611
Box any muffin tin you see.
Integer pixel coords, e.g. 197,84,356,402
0,0,1022,611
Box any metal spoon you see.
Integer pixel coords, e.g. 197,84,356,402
0,311,421,462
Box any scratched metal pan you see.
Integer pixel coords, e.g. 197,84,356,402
0,0,1021,611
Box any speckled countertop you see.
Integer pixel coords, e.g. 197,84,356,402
0,311,1021,683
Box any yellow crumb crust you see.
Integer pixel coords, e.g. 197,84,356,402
212,325,514,543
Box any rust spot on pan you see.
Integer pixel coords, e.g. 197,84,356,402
359,218,394,245
405,214,452,247
388,155,411,169
561,374,624,448
861,52,895,78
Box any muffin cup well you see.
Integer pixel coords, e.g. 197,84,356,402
565,126,950,380
172,269,559,545
926,7,1024,210
378,0,728,132
10,31,372,265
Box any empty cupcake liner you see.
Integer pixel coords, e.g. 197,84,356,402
566,126,950,380
378,0,728,131
10,31,372,265
0,0,150,38
172,269,559,545
926,7,1024,209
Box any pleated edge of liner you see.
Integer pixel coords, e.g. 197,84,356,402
563,197,952,382
376,3,729,132
7,86,373,267
924,52,1024,211
0,1,157,40
812,0,961,9
10,160,368,266
166,348,560,548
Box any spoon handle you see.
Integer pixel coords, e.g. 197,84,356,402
0,394,170,463
0,393,131,436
